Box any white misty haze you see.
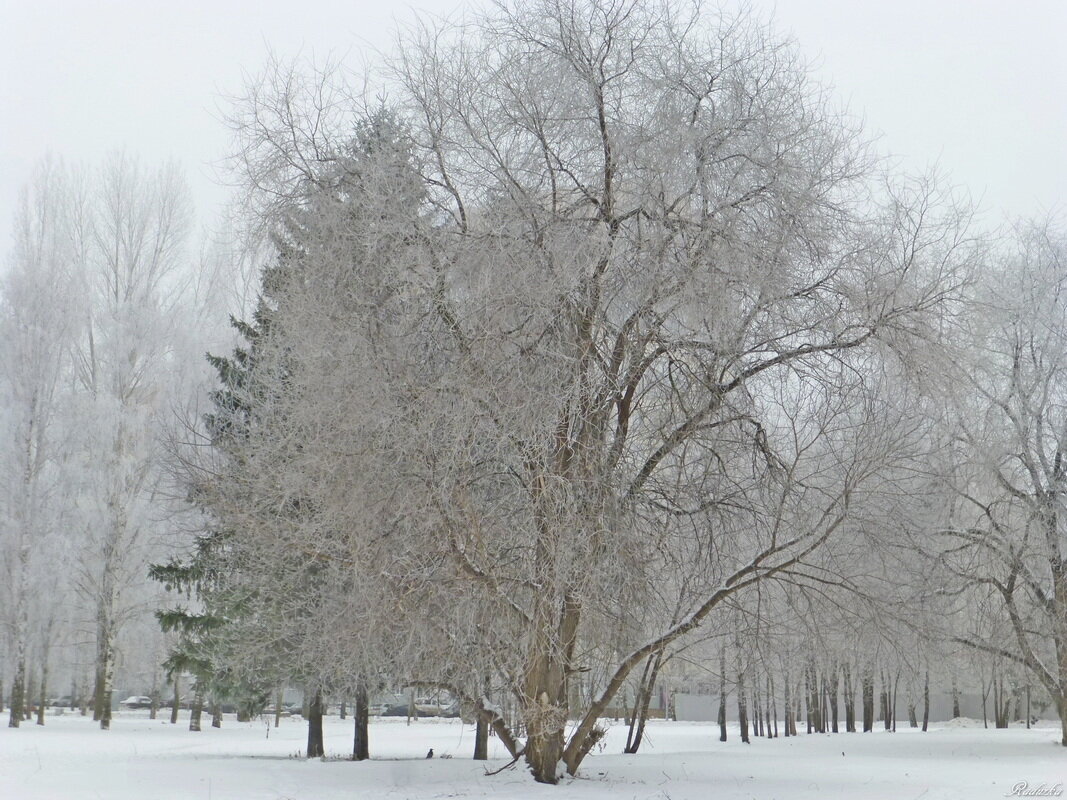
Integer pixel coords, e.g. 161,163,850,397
1,0,1064,252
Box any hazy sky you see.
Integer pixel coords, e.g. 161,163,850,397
2,0,1064,253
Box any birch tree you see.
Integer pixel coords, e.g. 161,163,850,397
0,159,78,727
69,152,193,729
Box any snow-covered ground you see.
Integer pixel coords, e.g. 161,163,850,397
1,711,1063,799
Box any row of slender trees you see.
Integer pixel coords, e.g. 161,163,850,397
0,153,237,729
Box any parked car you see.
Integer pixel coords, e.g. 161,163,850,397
47,695,74,708
119,695,153,709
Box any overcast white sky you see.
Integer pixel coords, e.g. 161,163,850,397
2,0,1064,253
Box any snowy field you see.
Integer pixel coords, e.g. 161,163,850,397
1,712,1064,800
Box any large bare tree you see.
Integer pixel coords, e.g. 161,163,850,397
223,0,974,782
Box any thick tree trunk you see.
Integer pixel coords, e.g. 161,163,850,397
474,712,489,760
8,659,25,728
307,687,325,758
189,685,204,732
211,700,222,728
353,677,369,761
527,589,581,783
908,702,917,728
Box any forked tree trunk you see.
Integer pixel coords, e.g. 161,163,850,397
625,649,663,754
353,677,369,761
307,687,325,758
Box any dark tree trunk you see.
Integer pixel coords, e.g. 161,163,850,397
307,687,325,758
170,676,180,724
8,660,24,728
474,711,489,760
738,666,750,744
891,670,900,732
353,678,369,761
784,668,793,737
908,702,917,728
625,650,663,754
718,648,728,742
862,670,874,733
766,673,774,738
829,662,839,733
771,672,779,738
753,669,763,737
843,663,855,733
189,686,204,732
804,666,813,734
274,687,283,729
211,700,222,728
952,676,961,719
922,671,930,732
340,700,346,721
149,668,160,720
